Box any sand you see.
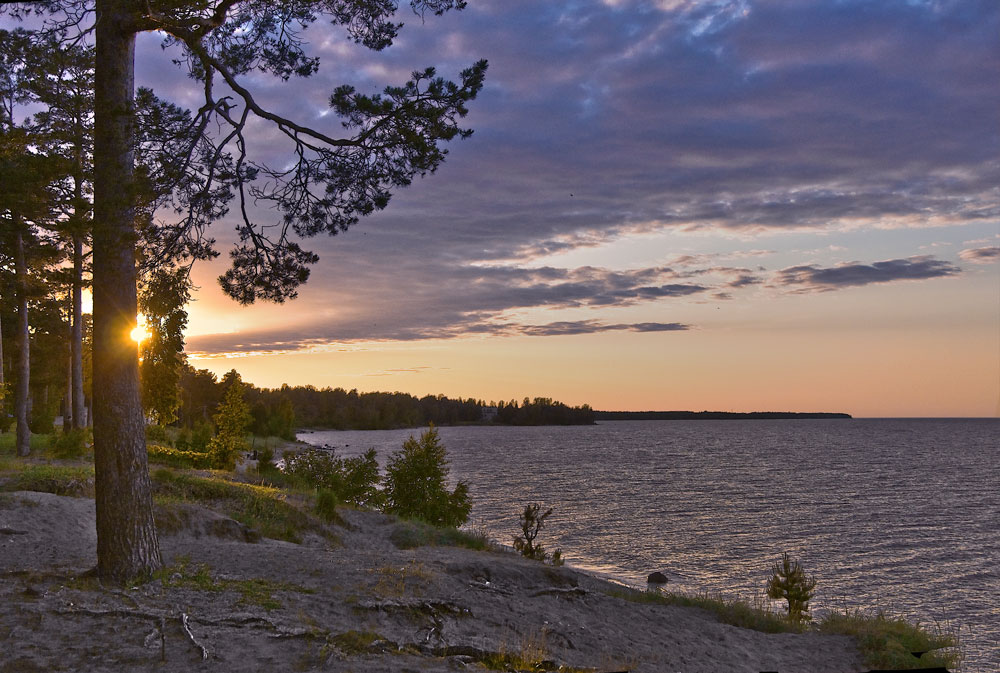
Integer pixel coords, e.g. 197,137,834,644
0,490,867,672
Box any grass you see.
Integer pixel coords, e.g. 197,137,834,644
0,432,55,457
819,608,962,670
389,519,496,551
0,462,96,497
606,586,798,634
330,630,390,655
153,556,314,610
150,468,336,543
606,586,962,669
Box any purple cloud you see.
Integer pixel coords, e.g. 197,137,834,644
771,256,961,292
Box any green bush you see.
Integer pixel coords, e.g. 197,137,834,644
208,379,252,470
513,503,562,564
766,552,816,623
383,426,470,527
145,424,172,445
147,444,215,469
284,448,382,509
50,428,90,459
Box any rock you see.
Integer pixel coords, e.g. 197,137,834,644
647,571,668,584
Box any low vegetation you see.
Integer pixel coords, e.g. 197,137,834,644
389,519,494,551
607,585,961,669
513,503,563,565
154,556,314,610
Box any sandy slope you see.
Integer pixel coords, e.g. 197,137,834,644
0,491,866,672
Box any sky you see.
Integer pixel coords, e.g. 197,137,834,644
131,0,997,417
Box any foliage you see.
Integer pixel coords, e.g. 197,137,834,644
139,267,191,425
50,428,89,460
284,447,382,509
383,426,470,527
0,463,95,498
150,469,327,544
153,556,313,611
207,374,252,470
389,519,493,551
147,443,214,469
175,422,212,453
766,552,817,623
513,503,562,564
819,609,961,670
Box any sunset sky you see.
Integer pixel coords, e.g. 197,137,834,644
133,0,997,417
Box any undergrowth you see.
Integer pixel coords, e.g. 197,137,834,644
153,556,314,610
607,586,962,669
151,469,335,543
389,518,495,551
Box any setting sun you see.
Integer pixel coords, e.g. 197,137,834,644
130,317,150,344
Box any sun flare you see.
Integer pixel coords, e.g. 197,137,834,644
131,317,150,344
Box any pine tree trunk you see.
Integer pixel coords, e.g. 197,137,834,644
14,223,30,457
64,314,73,433
72,232,85,430
91,0,161,581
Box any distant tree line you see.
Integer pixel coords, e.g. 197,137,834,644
170,366,595,436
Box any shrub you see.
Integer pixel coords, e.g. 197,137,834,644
51,428,90,459
383,426,470,527
283,448,382,509
147,444,215,469
145,424,172,444
766,552,816,623
513,503,563,565
208,378,252,470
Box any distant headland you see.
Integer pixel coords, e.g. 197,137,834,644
595,411,852,420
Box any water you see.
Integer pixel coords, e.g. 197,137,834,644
298,419,999,670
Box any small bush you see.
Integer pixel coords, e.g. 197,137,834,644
766,552,816,623
50,428,90,459
383,426,470,527
315,488,341,523
284,448,382,509
513,503,563,564
389,519,492,551
145,425,172,444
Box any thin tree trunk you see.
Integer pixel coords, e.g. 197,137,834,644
65,311,73,434
72,232,85,430
92,0,161,581
14,223,30,457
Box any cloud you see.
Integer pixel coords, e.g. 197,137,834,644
958,246,1000,264
771,255,961,292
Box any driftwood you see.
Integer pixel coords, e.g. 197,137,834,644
181,612,209,660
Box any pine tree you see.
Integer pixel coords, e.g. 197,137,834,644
766,552,817,623
208,375,251,470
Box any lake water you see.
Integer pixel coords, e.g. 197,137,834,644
298,419,999,670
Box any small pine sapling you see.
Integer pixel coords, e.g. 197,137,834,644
513,503,563,564
766,552,817,623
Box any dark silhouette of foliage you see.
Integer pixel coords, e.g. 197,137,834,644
767,552,817,623
283,448,382,509
513,503,563,565
383,426,470,527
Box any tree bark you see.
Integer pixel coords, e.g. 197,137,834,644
72,232,85,430
92,0,161,581
14,223,30,457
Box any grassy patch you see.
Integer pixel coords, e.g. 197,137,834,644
819,609,962,670
151,469,330,543
368,560,431,598
0,463,96,497
331,630,390,655
606,587,799,634
147,444,214,469
478,631,592,672
154,556,313,610
0,433,54,456
390,519,495,551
